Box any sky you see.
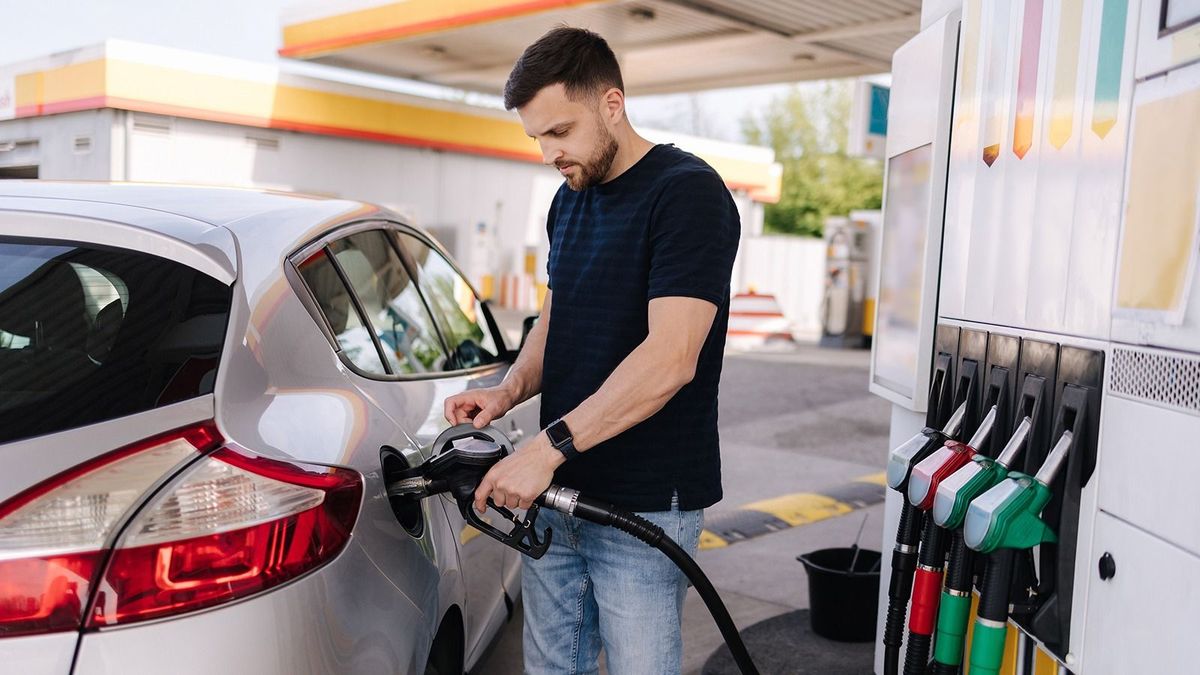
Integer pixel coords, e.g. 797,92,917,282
0,0,795,145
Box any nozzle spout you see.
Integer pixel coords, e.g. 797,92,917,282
966,405,998,449
941,399,970,437
996,416,1033,469
1034,430,1073,485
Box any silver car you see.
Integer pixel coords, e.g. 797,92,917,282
0,181,536,674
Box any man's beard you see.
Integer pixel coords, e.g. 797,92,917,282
560,126,619,191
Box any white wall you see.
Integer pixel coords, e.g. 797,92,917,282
736,235,827,339
0,109,117,180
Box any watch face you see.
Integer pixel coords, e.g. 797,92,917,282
546,419,570,446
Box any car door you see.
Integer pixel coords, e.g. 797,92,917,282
291,221,538,666
389,228,542,665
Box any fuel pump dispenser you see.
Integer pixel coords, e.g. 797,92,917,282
866,0,1181,669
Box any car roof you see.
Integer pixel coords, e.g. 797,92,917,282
0,180,374,232
0,182,393,281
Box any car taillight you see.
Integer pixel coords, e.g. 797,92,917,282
0,423,362,638
0,424,219,637
88,446,362,627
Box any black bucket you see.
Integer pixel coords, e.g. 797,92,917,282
796,547,881,642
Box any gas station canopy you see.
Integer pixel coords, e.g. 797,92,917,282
280,0,920,96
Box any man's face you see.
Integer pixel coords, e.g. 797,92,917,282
518,83,619,191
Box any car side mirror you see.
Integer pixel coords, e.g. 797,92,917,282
519,315,539,352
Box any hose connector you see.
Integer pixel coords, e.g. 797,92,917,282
541,485,581,515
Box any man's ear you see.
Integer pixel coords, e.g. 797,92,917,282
601,87,625,125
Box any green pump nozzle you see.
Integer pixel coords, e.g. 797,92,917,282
963,430,1074,553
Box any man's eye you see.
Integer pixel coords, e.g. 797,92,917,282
551,129,568,137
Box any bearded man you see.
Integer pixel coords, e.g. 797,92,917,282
443,26,742,675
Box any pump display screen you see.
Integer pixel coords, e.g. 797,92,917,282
872,143,934,401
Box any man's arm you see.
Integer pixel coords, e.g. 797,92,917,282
444,291,552,428
473,295,717,511
499,291,552,404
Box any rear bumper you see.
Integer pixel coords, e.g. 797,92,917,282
72,540,432,675
0,632,76,675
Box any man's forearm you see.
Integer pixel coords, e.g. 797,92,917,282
500,312,549,405
561,334,695,452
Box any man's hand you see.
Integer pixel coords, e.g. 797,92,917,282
444,385,517,428
473,432,565,513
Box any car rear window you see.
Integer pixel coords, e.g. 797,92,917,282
0,238,232,443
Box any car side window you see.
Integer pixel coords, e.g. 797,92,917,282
394,233,501,370
296,249,389,375
328,231,448,375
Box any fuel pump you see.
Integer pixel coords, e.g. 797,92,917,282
881,393,966,675
965,429,1073,675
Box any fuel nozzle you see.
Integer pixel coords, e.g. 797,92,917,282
886,400,969,492
907,405,998,510
931,415,1033,529
386,423,551,559
963,430,1073,553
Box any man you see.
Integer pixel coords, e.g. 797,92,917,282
443,26,740,674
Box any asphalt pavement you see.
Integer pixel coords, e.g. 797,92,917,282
478,323,891,674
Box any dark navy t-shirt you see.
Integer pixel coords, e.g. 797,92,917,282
540,143,741,512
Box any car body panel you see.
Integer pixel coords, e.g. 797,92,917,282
0,633,77,675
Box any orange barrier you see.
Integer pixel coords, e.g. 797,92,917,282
727,291,796,347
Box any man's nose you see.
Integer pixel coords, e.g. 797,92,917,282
540,142,562,166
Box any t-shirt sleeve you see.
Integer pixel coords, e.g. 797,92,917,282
544,190,561,290
647,169,741,306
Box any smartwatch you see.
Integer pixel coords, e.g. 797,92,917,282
545,418,580,461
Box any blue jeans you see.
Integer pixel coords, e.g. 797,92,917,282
521,493,704,675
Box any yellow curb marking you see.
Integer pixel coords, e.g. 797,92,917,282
742,493,854,527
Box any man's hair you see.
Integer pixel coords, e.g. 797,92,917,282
503,27,624,110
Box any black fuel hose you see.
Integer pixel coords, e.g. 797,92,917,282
883,502,923,675
977,548,1014,625
539,488,761,675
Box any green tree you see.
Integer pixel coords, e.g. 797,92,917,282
742,81,884,237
